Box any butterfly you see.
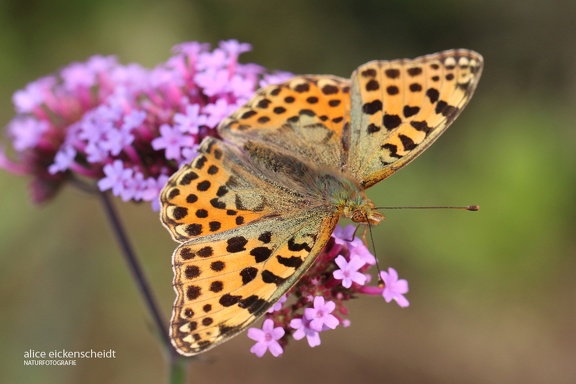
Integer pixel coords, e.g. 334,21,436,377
159,49,483,355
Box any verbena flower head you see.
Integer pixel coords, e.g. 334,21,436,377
248,224,410,357
1,40,292,208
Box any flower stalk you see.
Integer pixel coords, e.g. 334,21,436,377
98,189,187,382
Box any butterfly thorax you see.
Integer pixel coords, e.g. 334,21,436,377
245,140,383,226
315,171,384,226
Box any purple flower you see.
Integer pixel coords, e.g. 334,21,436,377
229,74,257,98
247,319,285,357
180,146,199,165
151,124,194,161
267,294,288,314
219,39,251,57
348,238,376,265
304,296,339,332
122,109,146,131
380,268,410,308
8,117,49,151
333,255,367,288
48,146,77,175
173,105,202,134
332,224,357,245
202,99,237,128
290,317,321,347
197,48,228,70
194,68,230,97
97,160,134,199
61,61,97,90
137,174,170,211
12,76,56,113
259,71,294,88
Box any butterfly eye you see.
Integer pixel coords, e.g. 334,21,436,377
351,210,366,223
351,209,384,225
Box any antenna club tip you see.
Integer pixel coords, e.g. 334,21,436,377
467,205,480,211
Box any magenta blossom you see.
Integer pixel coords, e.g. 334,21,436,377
305,296,339,332
247,319,285,357
380,268,410,307
332,224,357,245
333,255,367,288
267,294,288,314
290,317,321,348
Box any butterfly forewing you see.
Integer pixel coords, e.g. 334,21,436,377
348,49,483,188
160,137,305,242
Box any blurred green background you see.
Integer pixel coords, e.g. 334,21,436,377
1,0,575,383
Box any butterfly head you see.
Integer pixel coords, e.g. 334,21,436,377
349,203,385,225
338,190,385,225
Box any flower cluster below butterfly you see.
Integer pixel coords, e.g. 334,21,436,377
159,49,483,356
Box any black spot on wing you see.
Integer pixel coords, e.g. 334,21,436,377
403,106,420,118
288,237,312,252
362,100,383,115
381,143,402,159
219,294,242,307
385,68,400,79
240,267,258,284
227,236,248,253
238,295,268,314
185,265,201,279
258,232,272,243
277,255,303,269
250,247,273,262
172,207,188,220
410,121,433,135
426,88,440,103
383,114,402,130
399,134,417,151
186,285,201,300
195,156,207,170
180,171,198,185
365,79,379,91
261,270,286,285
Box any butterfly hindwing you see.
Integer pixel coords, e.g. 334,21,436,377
348,49,483,188
170,207,338,355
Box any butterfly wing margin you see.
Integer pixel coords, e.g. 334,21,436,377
348,49,483,189
170,206,339,355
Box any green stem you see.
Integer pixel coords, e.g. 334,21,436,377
169,357,188,384
98,190,186,382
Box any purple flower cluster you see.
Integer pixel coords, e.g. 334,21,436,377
247,224,409,357
1,40,292,208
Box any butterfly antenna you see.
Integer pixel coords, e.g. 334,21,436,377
376,205,480,211
367,205,478,287
363,213,385,287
